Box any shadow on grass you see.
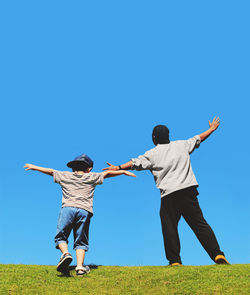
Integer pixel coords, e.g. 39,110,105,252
57,264,101,278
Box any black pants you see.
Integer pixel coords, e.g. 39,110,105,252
160,186,224,264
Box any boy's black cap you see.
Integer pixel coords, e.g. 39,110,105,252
67,154,94,168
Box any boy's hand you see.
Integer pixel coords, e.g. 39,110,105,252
123,171,136,177
209,116,220,131
24,164,37,171
24,164,54,175
103,162,119,171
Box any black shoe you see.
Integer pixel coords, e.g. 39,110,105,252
57,253,73,273
215,255,230,265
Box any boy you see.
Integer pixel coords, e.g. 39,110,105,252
103,117,229,265
24,153,135,275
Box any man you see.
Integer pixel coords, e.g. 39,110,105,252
103,117,229,265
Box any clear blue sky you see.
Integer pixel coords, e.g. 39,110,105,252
0,1,249,266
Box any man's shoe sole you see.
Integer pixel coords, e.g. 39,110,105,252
215,255,230,265
57,256,73,273
170,262,183,266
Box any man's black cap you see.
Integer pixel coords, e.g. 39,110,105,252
152,125,170,144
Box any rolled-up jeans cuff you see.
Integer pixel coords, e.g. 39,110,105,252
55,240,67,249
74,245,88,251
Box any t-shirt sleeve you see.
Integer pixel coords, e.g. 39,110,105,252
184,135,201,154
87,172,104,185
131,150,153,171
53,170,64,184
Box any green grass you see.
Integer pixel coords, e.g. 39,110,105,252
0,264,249,295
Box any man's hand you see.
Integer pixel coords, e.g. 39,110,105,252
103,161,133,171
199,116,221,142
24,164,37,171
103,162,119,171
209,116,220,131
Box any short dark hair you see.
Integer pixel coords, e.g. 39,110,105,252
152,125,170,144
71,163,90,172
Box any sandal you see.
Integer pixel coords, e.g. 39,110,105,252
75,265,91,276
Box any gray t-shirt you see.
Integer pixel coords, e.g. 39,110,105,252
131,135,201,197
53,171,104,213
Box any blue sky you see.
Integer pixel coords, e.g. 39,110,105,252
0,1,249,266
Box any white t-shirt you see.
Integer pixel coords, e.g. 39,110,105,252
53,171,104,213
131,135,201,197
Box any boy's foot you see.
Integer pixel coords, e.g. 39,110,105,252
57,253,73,273
215,255,230,265
75,265,91,276
169,262,183,266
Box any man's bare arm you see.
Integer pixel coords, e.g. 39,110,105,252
24,164,54,176
103,161,133,172
199,117,220,142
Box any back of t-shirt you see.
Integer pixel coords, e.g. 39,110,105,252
53,171,104,213
131,135,201,197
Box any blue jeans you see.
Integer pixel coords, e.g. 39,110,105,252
55,207,92,251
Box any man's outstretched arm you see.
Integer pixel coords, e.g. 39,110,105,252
24,164,54,176
103,161,133,171
199,116,220,142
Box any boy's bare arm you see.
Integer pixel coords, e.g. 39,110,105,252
103,169,136,178
199,116,220,142
24,164,54,176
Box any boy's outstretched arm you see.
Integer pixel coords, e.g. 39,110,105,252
199,116,221,142
103,161,133,172
103,169,135,178
24,164,54,176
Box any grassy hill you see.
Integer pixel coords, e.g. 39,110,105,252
0,264,249,295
